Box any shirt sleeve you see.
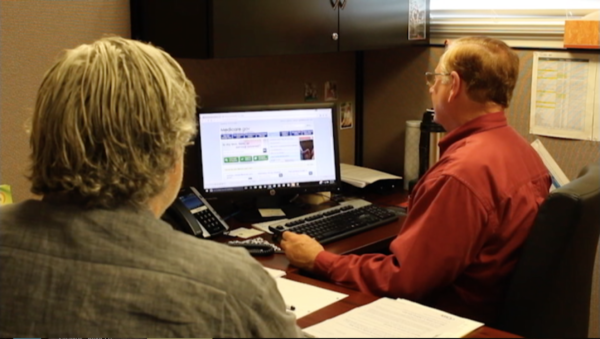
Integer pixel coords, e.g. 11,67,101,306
313,175,490,301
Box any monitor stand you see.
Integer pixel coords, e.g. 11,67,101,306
234,195,310,224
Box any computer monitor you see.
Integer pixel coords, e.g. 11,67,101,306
195,103,342,222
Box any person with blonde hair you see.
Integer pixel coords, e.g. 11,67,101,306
280,36,551,323
0,36,303,338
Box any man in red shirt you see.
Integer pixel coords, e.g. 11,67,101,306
280,36,551,323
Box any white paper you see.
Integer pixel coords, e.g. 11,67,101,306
530,51,599,140
263,266,287,279
225,227,264,239
341,163,402,188
530,139,570,190
304,297,483,338
274,277,348,320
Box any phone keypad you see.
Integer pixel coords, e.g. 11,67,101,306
194,209,226,234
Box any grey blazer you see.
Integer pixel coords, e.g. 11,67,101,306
0,199,304,338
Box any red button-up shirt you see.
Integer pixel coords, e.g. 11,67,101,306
314,112,551,322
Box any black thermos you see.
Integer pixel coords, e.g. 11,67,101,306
418,109,445,178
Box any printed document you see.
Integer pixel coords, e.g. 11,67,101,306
303,297,483,338
530,51,599,141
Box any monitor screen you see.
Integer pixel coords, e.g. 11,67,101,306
196,103,341,205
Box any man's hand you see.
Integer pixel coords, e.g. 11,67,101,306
280,232,324,271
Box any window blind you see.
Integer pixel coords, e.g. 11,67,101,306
429,1,599,48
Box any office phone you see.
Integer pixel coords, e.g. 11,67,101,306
162,186,229,238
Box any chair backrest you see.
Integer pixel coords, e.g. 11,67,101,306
497,163,600,338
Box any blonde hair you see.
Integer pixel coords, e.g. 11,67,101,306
28,36,197,208
439,36,519,108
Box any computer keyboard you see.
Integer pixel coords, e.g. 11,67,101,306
268,199,400,244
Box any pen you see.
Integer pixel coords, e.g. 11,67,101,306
286,304,296,312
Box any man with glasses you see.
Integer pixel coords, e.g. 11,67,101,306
280,36,551,323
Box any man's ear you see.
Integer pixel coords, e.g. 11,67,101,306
447,71,461,102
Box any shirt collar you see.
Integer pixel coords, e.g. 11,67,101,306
438,112,507,155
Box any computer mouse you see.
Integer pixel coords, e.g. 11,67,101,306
269,225,286,245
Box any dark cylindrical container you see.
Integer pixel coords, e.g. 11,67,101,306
418,109,445,178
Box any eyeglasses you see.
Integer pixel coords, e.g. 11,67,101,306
425,72,450,87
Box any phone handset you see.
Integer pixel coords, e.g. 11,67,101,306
162,186,229,238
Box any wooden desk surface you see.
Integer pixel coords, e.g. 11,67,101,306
218,190,521,338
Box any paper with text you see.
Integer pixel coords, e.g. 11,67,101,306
530,51,599,141
303,297,483,338
274,277,348,319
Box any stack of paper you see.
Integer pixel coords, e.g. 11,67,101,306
303,297,483,338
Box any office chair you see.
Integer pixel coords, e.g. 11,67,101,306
496,163,600,338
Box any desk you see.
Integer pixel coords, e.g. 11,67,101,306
217,190,521,338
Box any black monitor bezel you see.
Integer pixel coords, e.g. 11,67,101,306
195,102,342,200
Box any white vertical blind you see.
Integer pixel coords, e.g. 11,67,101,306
429,1,600,48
